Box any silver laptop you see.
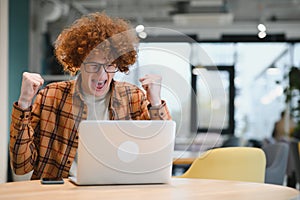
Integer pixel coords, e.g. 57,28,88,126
69,120,176,185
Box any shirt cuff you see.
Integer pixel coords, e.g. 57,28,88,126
12,102,32,130
148,100,170,120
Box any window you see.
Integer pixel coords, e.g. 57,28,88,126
114,42,193,138
193,66,234,134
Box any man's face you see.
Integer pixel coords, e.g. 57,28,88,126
80,50,116,97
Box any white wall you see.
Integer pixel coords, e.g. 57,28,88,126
0,0,9,183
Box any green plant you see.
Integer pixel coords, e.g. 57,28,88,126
286,66,300,138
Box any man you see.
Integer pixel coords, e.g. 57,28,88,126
10,12,171,180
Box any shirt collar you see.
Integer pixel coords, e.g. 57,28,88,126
73,74,84,101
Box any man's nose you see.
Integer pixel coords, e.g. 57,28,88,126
96,67,105,75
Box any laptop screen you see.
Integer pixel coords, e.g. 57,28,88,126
71,120,176,185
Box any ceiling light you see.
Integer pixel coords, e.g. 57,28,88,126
135,25,144,33
257,24,266,32
138,32,147,39
258,31,267,39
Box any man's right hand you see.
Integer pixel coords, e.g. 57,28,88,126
18,72,44,109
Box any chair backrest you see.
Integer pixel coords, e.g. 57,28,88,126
262,142,289,185
290,140,300,184
178,147,266,183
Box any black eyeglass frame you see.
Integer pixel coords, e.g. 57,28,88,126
82,62,118,73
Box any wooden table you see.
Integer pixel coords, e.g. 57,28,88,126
0,178,298,200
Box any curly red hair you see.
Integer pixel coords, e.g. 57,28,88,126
54,12,139,75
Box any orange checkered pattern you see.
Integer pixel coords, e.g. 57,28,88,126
10,78,171,180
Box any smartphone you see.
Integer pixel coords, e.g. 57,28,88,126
40,177,64,184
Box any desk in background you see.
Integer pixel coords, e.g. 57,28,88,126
173,150,202,165
0,178,298,200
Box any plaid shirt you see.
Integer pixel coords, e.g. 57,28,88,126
10,79,171,180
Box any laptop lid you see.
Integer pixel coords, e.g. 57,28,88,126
71,120,176,185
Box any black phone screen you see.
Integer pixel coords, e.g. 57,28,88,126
40,177,64,184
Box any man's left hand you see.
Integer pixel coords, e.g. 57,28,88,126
139,74,162,107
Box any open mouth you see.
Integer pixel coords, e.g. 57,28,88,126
95,80,107,90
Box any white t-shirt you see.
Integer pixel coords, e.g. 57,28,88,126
69,91,110,177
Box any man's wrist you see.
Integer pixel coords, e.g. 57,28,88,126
18,98,31,109
150,100,162,108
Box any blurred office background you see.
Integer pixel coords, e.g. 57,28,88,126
1,0,300,183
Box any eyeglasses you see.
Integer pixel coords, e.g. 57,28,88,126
82,62,118,73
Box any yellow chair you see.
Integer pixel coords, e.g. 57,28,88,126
178,147,266,183
290,140,300,186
